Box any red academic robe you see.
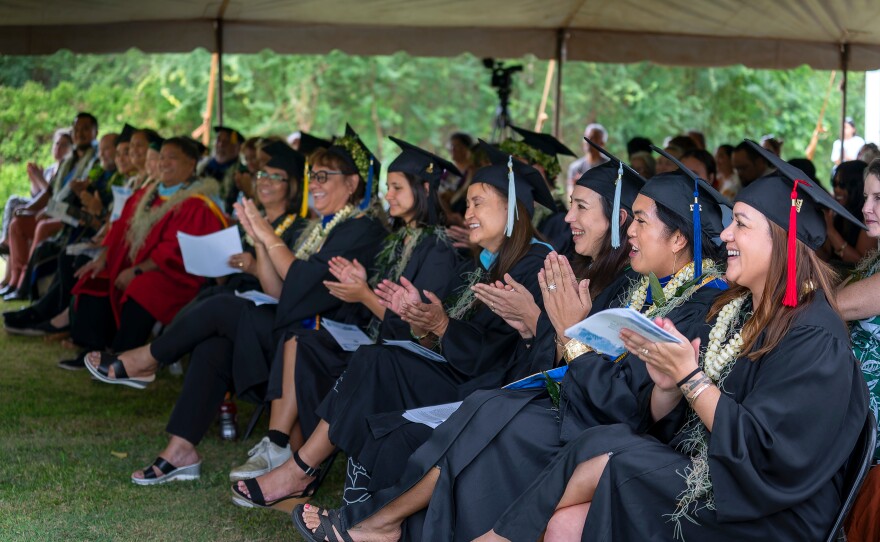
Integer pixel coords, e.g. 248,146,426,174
72,187,227,326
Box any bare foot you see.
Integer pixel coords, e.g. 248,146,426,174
236,456,314,501
86,345,158,379
301,504,401,542
131,440,200,480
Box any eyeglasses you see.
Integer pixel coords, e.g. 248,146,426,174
309,170,345,184
255,171,288,183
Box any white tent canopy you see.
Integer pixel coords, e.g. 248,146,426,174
2,0,880,70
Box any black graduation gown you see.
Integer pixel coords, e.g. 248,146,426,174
228,215,388,400
537,211,573,258
316,243,551,465
491,290,869,542
337,280,723,542
266,232,461,440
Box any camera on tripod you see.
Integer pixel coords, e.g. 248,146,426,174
482,58,523,141
483,58,524,93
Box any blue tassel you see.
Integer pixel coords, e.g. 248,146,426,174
505,155,517,237
611,161,623,248
361,157,374,210
692,182,702,278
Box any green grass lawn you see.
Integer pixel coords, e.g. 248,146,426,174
0,300,343,541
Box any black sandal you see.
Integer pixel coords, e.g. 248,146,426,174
292,504,355,542
230,451,335,512
85,351,156,390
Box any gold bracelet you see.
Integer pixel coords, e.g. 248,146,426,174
563,339,593,363
687,383,711,405
267,243,286,251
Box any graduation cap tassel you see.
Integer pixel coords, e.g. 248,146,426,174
505,155,516,237
611,162,623,249
783,179,807,307
692,182,702,278
300,159,310,218
361,157,374,210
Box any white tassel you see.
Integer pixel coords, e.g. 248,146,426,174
505,155,517,237
611,161,623,248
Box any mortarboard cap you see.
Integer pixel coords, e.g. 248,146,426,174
737,139,866,306
580,139,647,248
118,123,137,144
298,132,332,157
388,136,462,188
509,125,576,157
328,124,381,210
263,141,305,182
214,125,244,145
501,125,575,181
646,145,732,277
473,139,556,237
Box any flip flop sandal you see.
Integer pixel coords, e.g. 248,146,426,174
292,505,355,542
85,352,156,390
131,457,201,486
230,451,325,513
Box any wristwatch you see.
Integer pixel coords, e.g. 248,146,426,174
133,267,143,276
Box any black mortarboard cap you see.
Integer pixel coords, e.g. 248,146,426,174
388,136,462,188
328,124,381,209
118,123,137,144
510,125,576,157
579,138,647,248
182,136,207,157
472,139,557,231
263,141,305,182
646,145,732,277
214,125,244,145
298,132,332,157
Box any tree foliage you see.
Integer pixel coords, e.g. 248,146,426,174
0,48,866,206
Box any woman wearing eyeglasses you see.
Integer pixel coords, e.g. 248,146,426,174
86,128,390,486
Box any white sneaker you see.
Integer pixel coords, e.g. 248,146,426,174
229,436,292,481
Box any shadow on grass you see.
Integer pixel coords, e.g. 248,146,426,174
0,303,344,541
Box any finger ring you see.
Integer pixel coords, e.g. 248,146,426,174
246,212,256,218
640,348,649,356
491,302,496,311
547,283,557,291
238,262,244,268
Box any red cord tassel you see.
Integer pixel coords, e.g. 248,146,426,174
783,179,808,307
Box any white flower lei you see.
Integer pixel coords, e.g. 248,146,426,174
293,204,355,260
703,295,748,380
627,260,698,315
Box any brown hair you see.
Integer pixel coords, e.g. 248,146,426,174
708,220,840,361
576,198,635,299
310,148,365,206
866,157,880,182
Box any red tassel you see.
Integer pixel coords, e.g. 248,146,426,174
783,179,809,307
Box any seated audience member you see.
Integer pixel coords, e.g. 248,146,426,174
732,139,773,189
680,149,717,187
714,143,739,197
567,123,609,198
821,160,873,266
836,158,880,542
628,150,655,179
626,136,652,157
787,157,817,182
198,125,244,207
858,142,880,165
687,129,706,150
666,134,697,153
4,113,99,301
57,137,227,370
761,134,784,156
654,144,683,175
471,141,867,542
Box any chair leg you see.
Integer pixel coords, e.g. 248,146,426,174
242,402,267,441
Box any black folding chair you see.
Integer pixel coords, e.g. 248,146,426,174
826,411,877,542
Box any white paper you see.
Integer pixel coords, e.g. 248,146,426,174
177,226,243,278
234,290,279,307
321,318,374,352
402,401,463,429
382,339,448,363
44,199,79,227
564,307,682,358
110,186,133,222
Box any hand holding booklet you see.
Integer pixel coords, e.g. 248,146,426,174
564,307,682,358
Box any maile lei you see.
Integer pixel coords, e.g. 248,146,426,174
293,204,356,260
624,259,724,319
667,293,752,540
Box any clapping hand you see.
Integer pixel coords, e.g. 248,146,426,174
472,273,539,338
538,252,592,340
375,278,420,316
324,257,370,303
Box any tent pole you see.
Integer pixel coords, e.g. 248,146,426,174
553,29,568,138
839,42,849,165
215,18,225,126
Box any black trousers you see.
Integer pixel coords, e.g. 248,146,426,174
149,294,243,445
70,294,156,352
30,253,89,321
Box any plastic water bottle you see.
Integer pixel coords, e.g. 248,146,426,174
219,399,238,441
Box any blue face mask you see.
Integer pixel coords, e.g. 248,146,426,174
158,182,185,198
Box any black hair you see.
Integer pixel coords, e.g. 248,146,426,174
787,158,817,183
387,172,446,230
834,160,868,246
74,112,98,131
655,200,725,266
162,136,201,162
574,195,634,298
450,132,474,149
681,149,717,179
716,144,734,157
626,136,653,157
733,140,768,166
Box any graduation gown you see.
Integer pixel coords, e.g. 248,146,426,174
228,214,388,400
316,243,551,466
491,290,868,542
338,277,724,542
269,231,461,440
71,181,227,325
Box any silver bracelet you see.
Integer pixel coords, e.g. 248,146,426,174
687,383,712,406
